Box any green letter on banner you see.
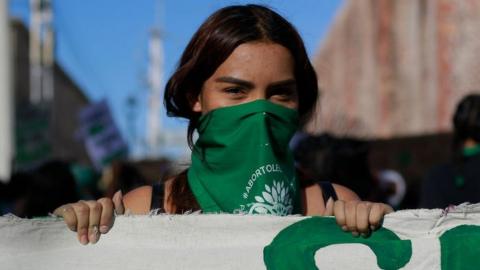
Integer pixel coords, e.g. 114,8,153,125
440,225,480,270
264,217,412,270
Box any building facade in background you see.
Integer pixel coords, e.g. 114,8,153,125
0,1,13,181
10,20,90,169
310,0,480,138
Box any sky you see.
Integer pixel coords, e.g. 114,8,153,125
8,0,344,158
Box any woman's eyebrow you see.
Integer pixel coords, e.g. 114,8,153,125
215,76,254,89
268,79,297,88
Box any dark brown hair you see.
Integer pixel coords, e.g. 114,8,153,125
453,94,480,144
163,4,319,213
165,4,319,148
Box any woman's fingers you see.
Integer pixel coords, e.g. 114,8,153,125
54,197,119,245
98,198,114,234
112,190,124,215
72,201,90,245
323,197,334,216
356,202,372,235
84,201,102,244
345,201,358,234
333,200,347,231
53,204,77,232
369,203,393,231
333,200,391,237
384,204,394,214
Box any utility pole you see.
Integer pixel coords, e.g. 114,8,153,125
29,0,54,104
0,0,13,181
146,1,164,157
125,94,138,157
144,0,189,159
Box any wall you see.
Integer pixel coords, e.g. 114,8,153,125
311,0,480,138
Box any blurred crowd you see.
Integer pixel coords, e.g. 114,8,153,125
293,133,406,209
0,159,174,218
1,94,480,217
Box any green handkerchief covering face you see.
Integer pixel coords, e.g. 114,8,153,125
188,100,301,215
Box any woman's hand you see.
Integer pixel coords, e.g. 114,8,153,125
324,199,394,237
53,190,124,245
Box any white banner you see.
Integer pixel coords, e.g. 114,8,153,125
1,204,480,269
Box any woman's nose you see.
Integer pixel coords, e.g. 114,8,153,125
251,90,268,101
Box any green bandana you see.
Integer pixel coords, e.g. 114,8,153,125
188,100,301,215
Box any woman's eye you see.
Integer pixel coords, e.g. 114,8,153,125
275,94,292,100
224,87,245,95
272,91,296,101
269,86,297,99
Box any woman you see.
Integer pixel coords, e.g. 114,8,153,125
54,4,393,245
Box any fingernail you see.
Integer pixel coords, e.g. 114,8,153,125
80,234,88,245
89,232,98,244
352,231,359,237
341,225,348,231
100,225,109,234
370,225,376,231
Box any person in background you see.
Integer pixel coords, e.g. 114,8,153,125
294,133,379,201
2,160,79,218
99,161,147,198
70,163,102,200
420,94,480,208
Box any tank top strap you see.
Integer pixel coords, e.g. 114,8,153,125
150,181,165,212
318,181,338,205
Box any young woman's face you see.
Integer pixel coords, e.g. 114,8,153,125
192,42,298,114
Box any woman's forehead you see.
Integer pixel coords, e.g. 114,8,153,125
209,42,295,83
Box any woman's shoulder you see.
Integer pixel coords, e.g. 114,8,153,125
123,185,152,214
122,178,175,214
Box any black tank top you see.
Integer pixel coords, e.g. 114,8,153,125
150,181,165,212
150,181,338,212
318,181,338,203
